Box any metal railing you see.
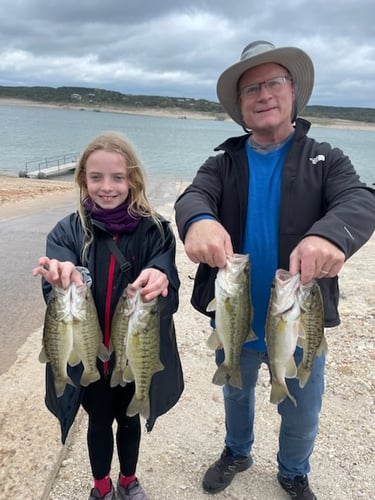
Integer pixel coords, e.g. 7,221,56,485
19,153,79,177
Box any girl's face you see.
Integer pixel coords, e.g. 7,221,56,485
85,150,130,209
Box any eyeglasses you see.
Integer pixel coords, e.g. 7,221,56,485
239,75,293,99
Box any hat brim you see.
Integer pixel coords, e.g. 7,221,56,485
216,46,314,126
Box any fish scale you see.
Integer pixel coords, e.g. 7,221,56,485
297,281,327,387
39,283,109,397
266,270,302,406
266,270,328,405
207,253,256,389
110,293,131,388
124,288,164,419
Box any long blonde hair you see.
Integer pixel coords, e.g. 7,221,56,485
74,131,161,261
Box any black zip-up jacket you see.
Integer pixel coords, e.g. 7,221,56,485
41,212,184,443
175,118,375,327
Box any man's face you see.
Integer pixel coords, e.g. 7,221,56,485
238,62,295,140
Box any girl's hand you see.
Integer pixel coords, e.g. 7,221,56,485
32,257,84,289
130,268,169,302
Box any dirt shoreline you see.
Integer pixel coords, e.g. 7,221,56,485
1,97,374,131
0,180,374,499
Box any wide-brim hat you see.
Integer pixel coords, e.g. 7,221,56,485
216,40,314,126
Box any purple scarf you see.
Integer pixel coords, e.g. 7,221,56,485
84,197,141,234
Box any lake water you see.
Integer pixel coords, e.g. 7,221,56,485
0,104,374,184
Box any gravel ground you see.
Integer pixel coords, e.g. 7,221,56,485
0,176,374,500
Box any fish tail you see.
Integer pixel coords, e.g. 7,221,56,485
80,369,100,387
110,370,127,388
55,376,75,398
212,364,230,386
228,366,243,389
270,380,297,407
127,396,150,419
297,364,311,388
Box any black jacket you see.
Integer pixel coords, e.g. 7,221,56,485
42,212,184,443
175,118,375,326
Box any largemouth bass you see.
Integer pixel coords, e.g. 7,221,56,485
124,288,164,419
110,290,131,388
297,280,327,388
71,283,109,387
39,286,76,398
265,269,302,406
39,282,109,396
207,253,256,389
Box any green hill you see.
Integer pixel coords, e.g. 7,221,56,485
0,85,374,123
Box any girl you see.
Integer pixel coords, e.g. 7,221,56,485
33,132,184,500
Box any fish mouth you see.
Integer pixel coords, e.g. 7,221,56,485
275,269,293,282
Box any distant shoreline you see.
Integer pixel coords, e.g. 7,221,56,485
1,97,375,131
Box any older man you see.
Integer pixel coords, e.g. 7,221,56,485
174,41,375,499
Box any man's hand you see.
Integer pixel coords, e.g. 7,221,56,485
289,235,345,284
184,219,233,268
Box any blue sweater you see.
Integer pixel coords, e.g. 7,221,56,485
242,138,292,351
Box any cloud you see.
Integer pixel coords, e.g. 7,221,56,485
0,0,374,107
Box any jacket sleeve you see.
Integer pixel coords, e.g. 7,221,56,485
174,155,225,241
304,145,375,259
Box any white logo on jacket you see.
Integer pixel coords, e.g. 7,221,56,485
309,154,325,165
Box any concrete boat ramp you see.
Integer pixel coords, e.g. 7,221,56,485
19,153,78,179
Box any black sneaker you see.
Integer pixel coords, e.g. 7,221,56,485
277,473,317,499
202,447,252,493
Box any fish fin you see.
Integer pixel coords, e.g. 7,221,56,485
207,329,221,350
223,297,234,315
212,364,230,386
123,365,135,382
38,347,48,363
80,370,101,387
270,380,297,407
317,335,328,356
297,364,311,388
126,396,150,419
55,376,75,398
285,357,298,378
68,350,81,367
296,336,305,349
97,343,110,362
110,370,127,388
206,298,216,313
245,328,258,342
108,340,114,355
228,366,243,389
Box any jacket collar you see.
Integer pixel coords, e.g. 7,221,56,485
214,117,311,153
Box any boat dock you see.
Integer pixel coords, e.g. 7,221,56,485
19,153,78,179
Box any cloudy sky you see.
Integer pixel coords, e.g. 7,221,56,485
0,0,374,108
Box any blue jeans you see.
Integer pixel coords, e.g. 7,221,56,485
216,346,325,478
